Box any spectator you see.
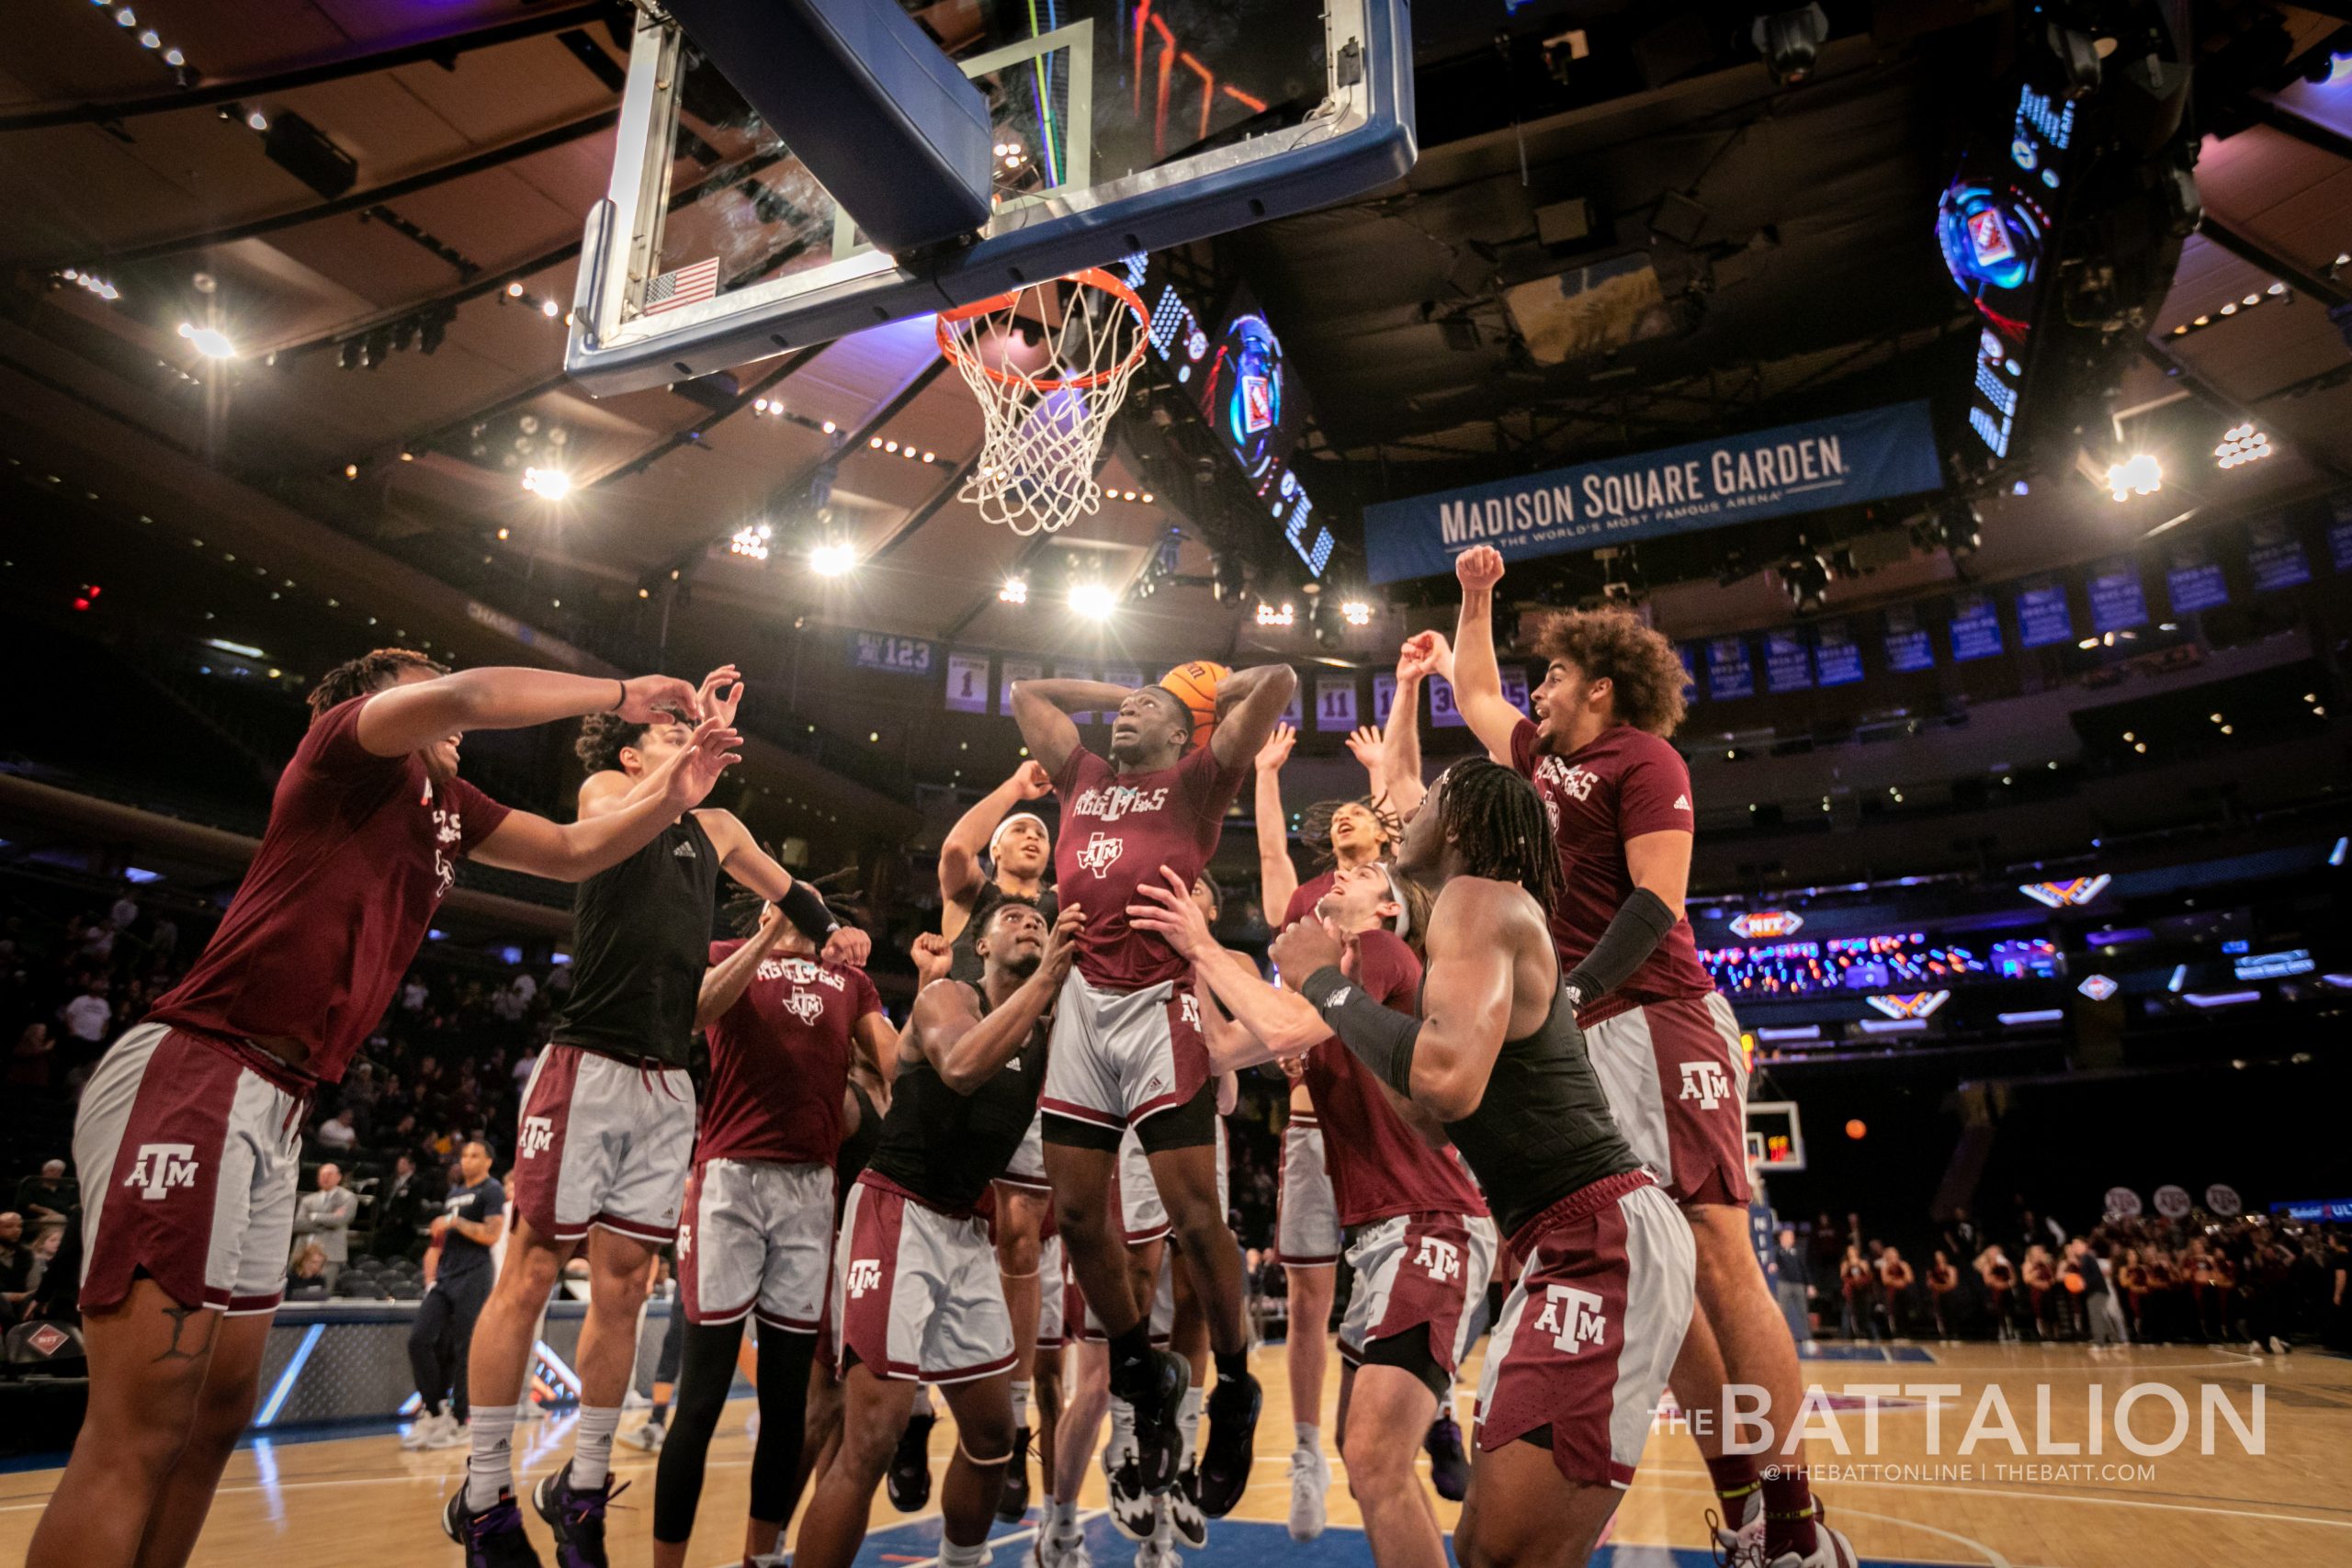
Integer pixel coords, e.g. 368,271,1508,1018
286,1245,332,1303
9,1021,58,1089
401,976,429,1012
1770,1225,1812,1347
373,1154,429,1259
288,1164,358,1290
1879,1245,1917,1338
1839,1243,1878,1340
14,1159,77,1224
1977,1244,2019,1341
315,1108,358,1150
59,980,112,1046
108,889,139,933
0,1212,33,1321
2068,1237,2128,1346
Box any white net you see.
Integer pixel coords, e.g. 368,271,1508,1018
938,270,1148,536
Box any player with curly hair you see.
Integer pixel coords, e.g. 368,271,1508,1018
1428,545,1852,1568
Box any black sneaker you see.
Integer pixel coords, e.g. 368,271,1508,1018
1168,1467,1209,1550
1193,1369,1260,1517
887,1407,936,1511
444,1486,541,1567
530,1461,624,1568
1125,1348,1190,1496
996,1424,1034,1522
1424,1407,1470,1503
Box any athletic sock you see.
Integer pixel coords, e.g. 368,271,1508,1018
939,1537,991,1568
1178,1386,1204,1470
464,1403,520,1511
1761,1464,1819,1560
1293,1421,1320,1455
1212,1349,1249,1386
1108,1395,1137,1465
1705,1451,1760,1529
1107,1324,1155,1401
1010,1379,1033,1426
1051,1496,1080,1532
571,1404,622,1491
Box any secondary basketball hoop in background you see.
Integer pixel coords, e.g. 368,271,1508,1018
938,268,1147,535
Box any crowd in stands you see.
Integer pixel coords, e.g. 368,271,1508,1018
1771,1201,2352,1351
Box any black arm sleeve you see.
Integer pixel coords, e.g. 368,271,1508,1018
1298,965,1420,1101
1563,886,1677,1008
775,879,841,943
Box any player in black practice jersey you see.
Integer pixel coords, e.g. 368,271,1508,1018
792,900,1084,1568
1266,760,1702,1568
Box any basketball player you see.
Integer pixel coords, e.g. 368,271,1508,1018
449,670,870,1568
1008,664,1295,1505
1436,544,1851,1568
1276,759,1697,1568
790,900,1084,1568
1132,861,1491,1568
938,759,1060,1517
403,1140,506,1450
29,650,735,1568
1250,719,1401,1536
650,897,896,1568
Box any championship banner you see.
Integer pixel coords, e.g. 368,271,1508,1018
1313,676,1358,731
1429,676,1466,728
852,630,934,676
1814,621,1863,686
2016,582,2073,649
2089,558,2148,633
944,652,990,714
2246,517,2311,592
1706,637,1754,702
1951,591,2003,662
1883,605,1934,672
2165,547,2229,615
1362,400,1940,583
1498,666,1532,715
999,658,1043,716
1372,671,1398,728
1764,628,1812,694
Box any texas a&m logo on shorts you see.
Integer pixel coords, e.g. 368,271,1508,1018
845,1258,884,1298
1679,1060,1731,1111
519,1115,555,1159
1415,1234,1463,1283
1076,833,1125,877
676,1222,693,1257
126,1143,199,1201
1534,1283,1608,1354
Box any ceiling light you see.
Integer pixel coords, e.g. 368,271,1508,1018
137,28,158,48
2104,454,2160,501
245,109,267,132
809,541,856,577
822,420,837,434
1340,598,1373,626
2268,281,2287,295
540,299,560,319
1069,581,1117,620
999,575,1028,604
175,321,234,359
506,282,525,298
521,466,571,500
1255,600,1295,627
2214,422,2272,468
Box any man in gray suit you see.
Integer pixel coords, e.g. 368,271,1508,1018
290,1163,358,1291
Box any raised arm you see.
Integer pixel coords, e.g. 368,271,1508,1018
471,716,741,882
356,668,703,760
1251,724,1300,922
941,761,1053,922
1448,546,1527,762
697,906,789,1030
1209,663,1300,770
854,1010,901,1088
1011,679,1134,779
577,665,744,822
699,808,870,966
1385,634,1447,817
1342,726,1389,806
916,905,1083,1093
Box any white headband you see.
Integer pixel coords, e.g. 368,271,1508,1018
989,813,1049,861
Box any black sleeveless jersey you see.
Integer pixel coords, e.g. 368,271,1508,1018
947,883,1058,986
866,984,1047,1212
836,1077,885,1221
1442,978,1639,1238
548,813,718,1066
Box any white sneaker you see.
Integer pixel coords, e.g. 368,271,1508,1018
1711,1492,1764,1564
400,1410,447,1450
2249,1340,2265,1356
1286,1446,1328,1542
2270,1336,2290,1355
623,1419,666,1453
1033,1527,1091,1568
424,1415,469,1450
1764,1522,1857,1568
623,1389,651,1410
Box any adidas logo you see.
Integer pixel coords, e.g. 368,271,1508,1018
1672,794,1690,811
673,840,698,858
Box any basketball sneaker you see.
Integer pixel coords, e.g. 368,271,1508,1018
1286,1446,1328,1542
888,1407,937,1511
1033,1523,1092,1568
997,1425,1034,1521
622,1418,665,1454
402,1410,452,1450
1106,1455,1158,1541
1167,1469,1208,1550
1125,1348,1191,1496
426,1415,471,1450
1423,1407,1470,1502
532,1459,625,1568
1763,1522,1856,1568
1193,1368,1260,1517
1132,1511,1181,1568
443,1487,541,1568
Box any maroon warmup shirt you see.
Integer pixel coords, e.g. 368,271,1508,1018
698,941,884,1166
1051,742,1248,991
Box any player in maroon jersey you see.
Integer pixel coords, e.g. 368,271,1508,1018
1008,664,1295,1509
1434,544,1850,1568
650,898,896,1568
28,650,738,1568
1130,860,1490,1568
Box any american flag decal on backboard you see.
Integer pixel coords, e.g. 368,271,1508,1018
642,257,720,316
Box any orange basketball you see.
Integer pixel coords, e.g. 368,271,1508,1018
1845,1118,1867,1140
1159,660,1229,745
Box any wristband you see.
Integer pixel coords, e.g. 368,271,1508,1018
776,878,842,942
1300,964,1421,1102
609,678,628,713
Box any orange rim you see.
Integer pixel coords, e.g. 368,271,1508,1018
936,266,1150,391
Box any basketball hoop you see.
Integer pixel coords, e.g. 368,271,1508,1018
937,267,1148,536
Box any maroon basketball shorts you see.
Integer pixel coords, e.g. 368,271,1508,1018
74,1022,303,1317
509,1043,695,1247
1337,1210,1499,1381
1275,1114,1341,1268
1582,993,1753,1207
1474,1170,1695,1488
832,1173,1016,1384
678,1157,833,1330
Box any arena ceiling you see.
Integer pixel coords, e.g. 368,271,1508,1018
6,0,2352,807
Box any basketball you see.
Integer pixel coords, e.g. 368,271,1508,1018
1159,660,1230,745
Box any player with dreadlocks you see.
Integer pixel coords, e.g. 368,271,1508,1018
1261,757,1695,1568
1436,544,1852,1568
650,886,895,1568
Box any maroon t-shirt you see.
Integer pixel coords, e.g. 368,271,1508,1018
699,942,884,1166
149,695,513,1085
1508,717,1713,1022
1300,930,1487,1227
1281,870,1337,931
1052,743,1248,990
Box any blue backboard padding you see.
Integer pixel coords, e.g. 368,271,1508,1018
662,0,994,254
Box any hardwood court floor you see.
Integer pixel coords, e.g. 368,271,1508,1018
0,1340,2344,1566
